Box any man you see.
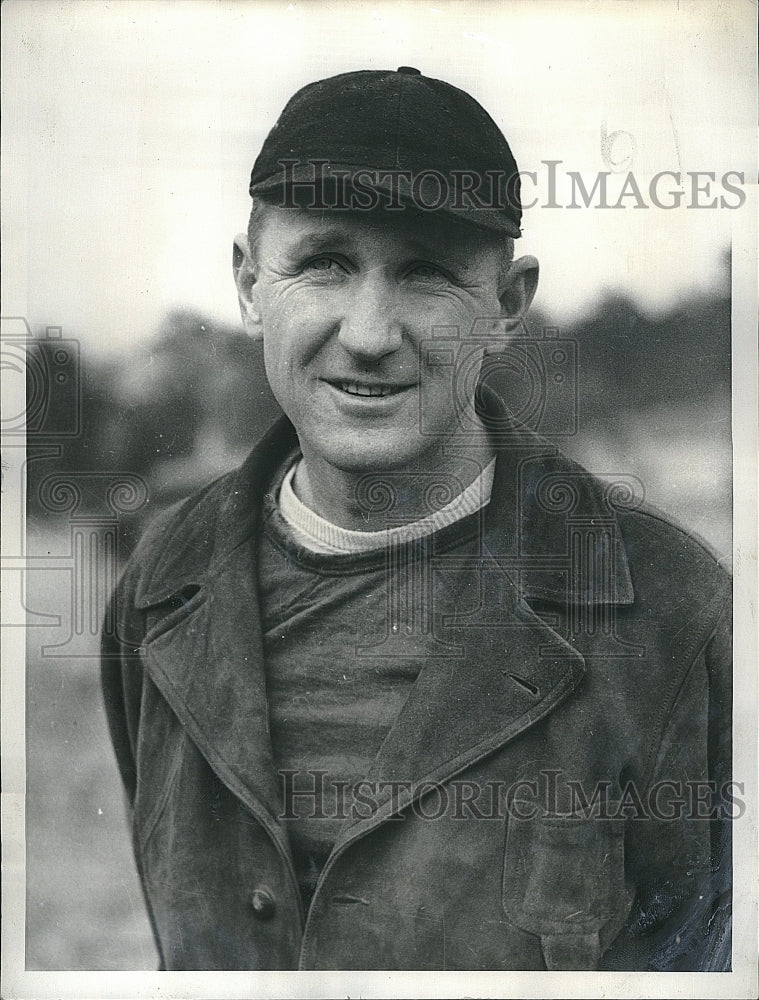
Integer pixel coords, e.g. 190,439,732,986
101,68,732,971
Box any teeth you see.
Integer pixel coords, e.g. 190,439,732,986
338,381,398,397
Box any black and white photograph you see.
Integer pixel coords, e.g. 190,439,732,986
1,1,757,997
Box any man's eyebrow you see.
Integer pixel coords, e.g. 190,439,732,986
281,229,356,257
279,227,479,270
402,238,475,269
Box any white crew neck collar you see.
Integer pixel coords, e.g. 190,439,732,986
278,458,496,555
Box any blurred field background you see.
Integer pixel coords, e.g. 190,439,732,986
23,272,732,970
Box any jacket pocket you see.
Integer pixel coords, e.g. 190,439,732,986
502,807,633,970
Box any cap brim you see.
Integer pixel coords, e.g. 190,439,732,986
249,163,522,238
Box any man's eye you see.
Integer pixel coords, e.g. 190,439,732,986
408,263,448,281
304,256,341,273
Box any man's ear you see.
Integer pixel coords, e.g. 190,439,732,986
232,233,262,339
498,255,539,332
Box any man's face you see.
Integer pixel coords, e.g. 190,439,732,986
238,206,522,476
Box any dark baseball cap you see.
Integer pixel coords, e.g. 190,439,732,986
249,67,522,237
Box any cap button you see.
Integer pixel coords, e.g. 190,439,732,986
396,66,421,75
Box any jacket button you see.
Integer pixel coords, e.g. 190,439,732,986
249,888,276,920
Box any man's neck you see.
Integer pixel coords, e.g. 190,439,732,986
292,442,497,532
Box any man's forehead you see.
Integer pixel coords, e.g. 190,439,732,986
258,205,501,259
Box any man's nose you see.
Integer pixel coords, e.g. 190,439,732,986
337,277,403,360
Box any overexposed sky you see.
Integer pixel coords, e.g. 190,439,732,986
2,0,756,354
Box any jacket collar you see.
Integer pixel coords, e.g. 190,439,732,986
135,394,634,610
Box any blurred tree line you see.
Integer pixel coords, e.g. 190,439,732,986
26,275,731,552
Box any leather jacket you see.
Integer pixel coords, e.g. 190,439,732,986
102,412,732,971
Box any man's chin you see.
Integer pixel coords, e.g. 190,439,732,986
328,451,420,476
308,435,432,477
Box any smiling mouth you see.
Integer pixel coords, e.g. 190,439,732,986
332,380,411,398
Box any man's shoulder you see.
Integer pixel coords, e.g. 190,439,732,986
124,470,238,599
543,439,733,603
616,496,730,578
610,495,731,624
491,430,730,612
124,416,296,605
537,438,730,583
135,469,236,552
617,497,729,569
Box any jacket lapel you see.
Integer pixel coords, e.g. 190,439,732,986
331,555,587,851
141,540,283,825
473,384,635,607
135,418,298,829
